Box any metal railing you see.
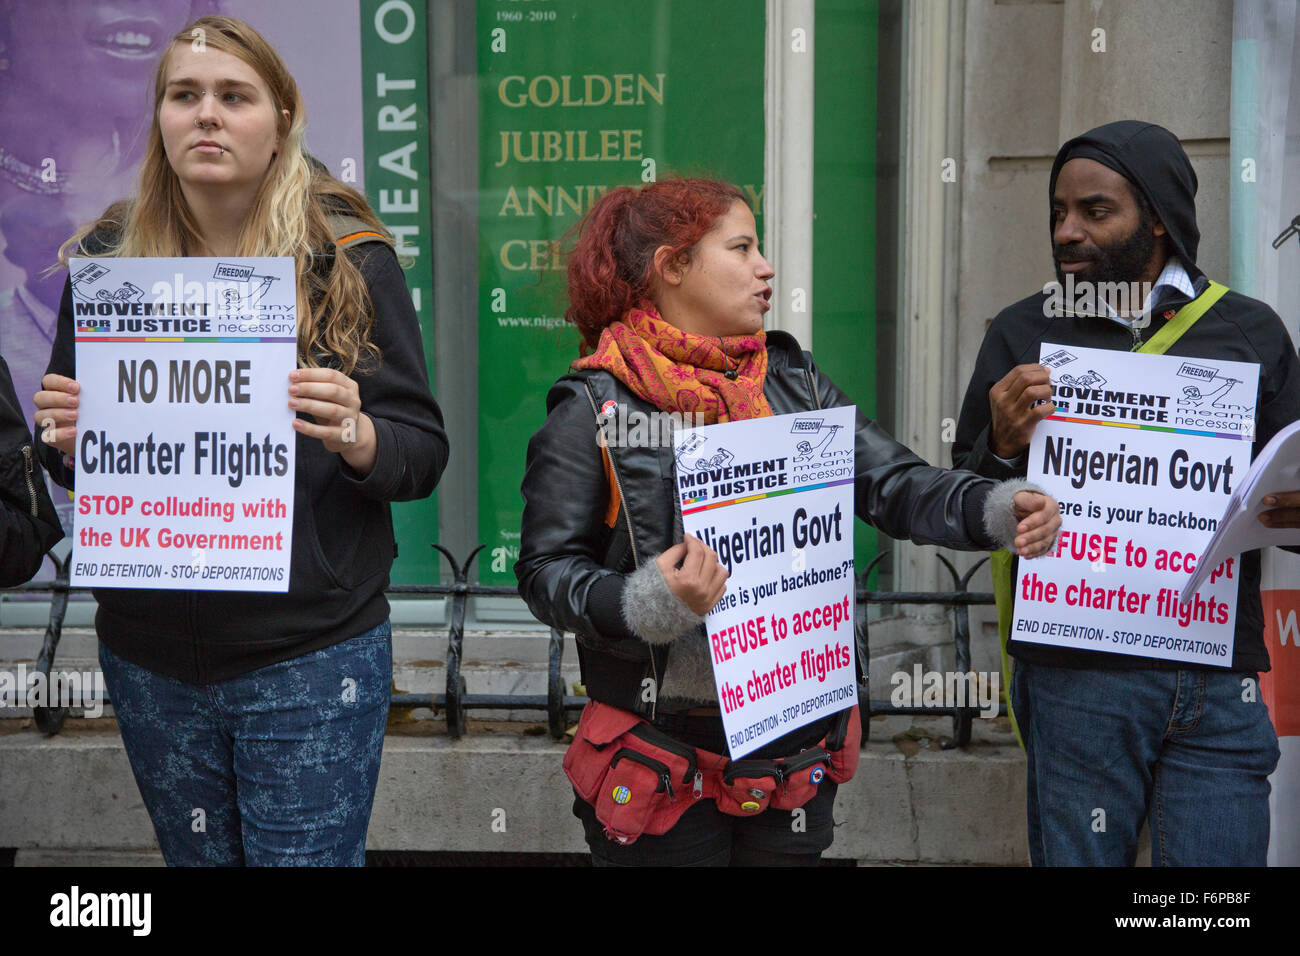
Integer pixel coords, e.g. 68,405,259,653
7,546,999,746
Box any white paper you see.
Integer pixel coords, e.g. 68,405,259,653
1013,343,1258,666
68,257,297,592
1181,419,1300,601
674,406,857,757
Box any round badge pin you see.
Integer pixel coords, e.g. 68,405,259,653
741,800,762,813
612,785,632,805
809,766,825,785
600,400,618,418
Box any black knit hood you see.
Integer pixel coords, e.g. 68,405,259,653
1048,120,1202,280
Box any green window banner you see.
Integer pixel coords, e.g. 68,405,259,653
812,0,879,577
476,0,766,585
360,0,439,585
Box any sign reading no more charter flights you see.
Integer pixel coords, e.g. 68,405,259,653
674,406,858,757
1014,343,1259,665
69,257,296,592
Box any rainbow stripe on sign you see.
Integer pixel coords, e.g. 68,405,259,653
1046,413,1252,441
680,476,854,516
76,336,296,344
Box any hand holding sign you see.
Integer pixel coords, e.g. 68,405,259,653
989,364,1056,458
656,533,729,615
288,368,377,476
1013,490,1062,558
33,374,82,457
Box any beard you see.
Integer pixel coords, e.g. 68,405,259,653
1053,216,1157,289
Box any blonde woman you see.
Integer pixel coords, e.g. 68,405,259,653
33,16,446,866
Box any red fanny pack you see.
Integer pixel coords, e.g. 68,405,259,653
563,700,861,845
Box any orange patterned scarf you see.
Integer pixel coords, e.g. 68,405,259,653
571,305,772,423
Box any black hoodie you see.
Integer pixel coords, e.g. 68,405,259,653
954,121,1300,673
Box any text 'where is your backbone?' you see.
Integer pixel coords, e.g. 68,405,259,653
675,405,858,757
1013,343,1258,666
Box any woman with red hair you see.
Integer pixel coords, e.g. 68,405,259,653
517,178,1059,866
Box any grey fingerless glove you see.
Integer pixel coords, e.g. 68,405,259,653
982,477,1048,551
620,559,705,644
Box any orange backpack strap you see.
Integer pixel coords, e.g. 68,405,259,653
327,213,393,251
600,444,622,528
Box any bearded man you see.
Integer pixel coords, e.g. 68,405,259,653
953,120,1300,866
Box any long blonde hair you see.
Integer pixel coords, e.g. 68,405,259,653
59,15,386,374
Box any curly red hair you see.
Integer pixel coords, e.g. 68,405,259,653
565,178,749,347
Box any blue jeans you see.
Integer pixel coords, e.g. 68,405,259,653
1012,660,1279,866
99,622,392,866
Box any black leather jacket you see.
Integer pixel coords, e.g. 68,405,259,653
0,356,62,587
517,331,1000,717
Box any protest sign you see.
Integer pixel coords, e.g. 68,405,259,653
1014,343,1258,665
67,257,297,592
675,406,857,757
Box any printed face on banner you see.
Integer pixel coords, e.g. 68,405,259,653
675,405,858,757
69,257,297,592
1014,343,1259,665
